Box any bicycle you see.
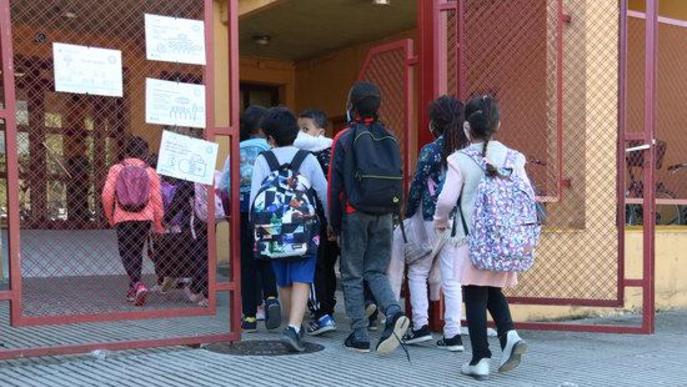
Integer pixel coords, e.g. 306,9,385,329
625,140,683,226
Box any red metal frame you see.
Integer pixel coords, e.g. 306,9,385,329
357,39,416,185
422,0,656,334
0,0,242,358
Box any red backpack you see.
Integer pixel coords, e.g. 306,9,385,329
115,162,151,213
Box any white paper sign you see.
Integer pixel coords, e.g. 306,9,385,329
145,14,206,65
53,43,123,97
146,78,206,128
157,130,218,185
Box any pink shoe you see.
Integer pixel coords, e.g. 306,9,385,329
126,286,136,302
134,283,148,306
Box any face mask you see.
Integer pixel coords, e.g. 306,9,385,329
346,106,353,123
463,127,472,142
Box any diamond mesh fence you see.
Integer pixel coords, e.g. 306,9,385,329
6,0,220,319
453,0,621,302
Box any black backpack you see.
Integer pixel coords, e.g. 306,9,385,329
345,122,403,214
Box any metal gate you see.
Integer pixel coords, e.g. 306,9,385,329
0,0,242,358
426,0,657,334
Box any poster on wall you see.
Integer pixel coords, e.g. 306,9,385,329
157,130,218,185
145,78,206,129
145,14,206,65
53,43,123,97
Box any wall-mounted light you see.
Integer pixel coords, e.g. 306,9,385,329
372,0,391,6
253,35,272,46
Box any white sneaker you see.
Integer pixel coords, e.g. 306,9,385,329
461,358,490,380
499,330,528,373
459,327,498,337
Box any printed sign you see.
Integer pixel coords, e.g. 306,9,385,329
145,14,206,65
146,78,206,129
53,43,123,97
157,130,218,185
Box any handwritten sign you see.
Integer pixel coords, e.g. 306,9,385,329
53,43,123,97
145,14,206,65
157,130,218,185
146,78,206,128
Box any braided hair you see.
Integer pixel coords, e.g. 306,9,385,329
428,95,467,167
465,94,500,177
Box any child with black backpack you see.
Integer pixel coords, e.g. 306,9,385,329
102,137,164,306
328,81,410,354
249,107,328,352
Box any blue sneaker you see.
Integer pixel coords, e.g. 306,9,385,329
307,314,337,336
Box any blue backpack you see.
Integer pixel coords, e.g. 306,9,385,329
251,150,318,259
458,148,541,272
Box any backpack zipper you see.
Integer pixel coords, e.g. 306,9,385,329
354,131,399,144
358,174,402,180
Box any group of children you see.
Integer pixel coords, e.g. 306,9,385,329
102,132,213,309
103,79,533,381
237,82,533,380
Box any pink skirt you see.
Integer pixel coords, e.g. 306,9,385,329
454,244,518,288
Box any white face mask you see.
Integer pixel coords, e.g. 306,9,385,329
463,124,472,142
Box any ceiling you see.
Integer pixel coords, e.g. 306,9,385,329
239,0,416,61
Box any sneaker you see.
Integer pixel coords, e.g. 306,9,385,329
402,324,433,345
436,334,464,352
256,303,266,321
160,277,177,294
242,317,258,333
133,283,148,307
344,333,371,353
461,358,490,380
126,286,136,302
375,312,410,355
264,297,282,330
498,330,527,373
281,326,305,353
307,314,337,336
184,286,204,303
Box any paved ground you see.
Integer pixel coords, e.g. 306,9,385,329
0,307,685,387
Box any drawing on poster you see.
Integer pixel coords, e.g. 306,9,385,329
157,130,218,185
145,14,206,65
53,43,123,97
146,78,206,129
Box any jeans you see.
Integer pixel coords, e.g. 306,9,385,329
340,212,401,340
240,213,278,317
407,222,464,337
463,285,515,364
116,221,151,287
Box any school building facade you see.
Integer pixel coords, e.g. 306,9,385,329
0,0,683,358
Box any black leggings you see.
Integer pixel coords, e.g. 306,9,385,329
116,221,151,287
240,213,277,318
463,285,515,364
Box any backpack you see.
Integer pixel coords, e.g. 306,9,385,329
193,171,227,224
160,180,184,231
345,122,403,214
251,150,318,259
239,142,268,212
458,148,541,272
115,162,151,213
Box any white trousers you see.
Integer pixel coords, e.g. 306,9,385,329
404,221,464,338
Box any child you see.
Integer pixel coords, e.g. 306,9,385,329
293,109,339,336
102,136,164,306
329,81,409,354
402,96,468,351
222,106,281,331
434,95,529,379
249,107,328,352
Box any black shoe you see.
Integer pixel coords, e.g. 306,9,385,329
241,317,257,333
264,297,282,330
344,333,371,353
437,334,465,352
281,326,305,353
402,324,433,345
367,307,379,332
376,312,410,355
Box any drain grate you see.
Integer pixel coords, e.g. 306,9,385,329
204,340,325,356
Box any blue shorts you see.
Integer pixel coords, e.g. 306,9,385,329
271,255,316,287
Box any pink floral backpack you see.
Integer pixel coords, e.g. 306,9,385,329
457,148,541,272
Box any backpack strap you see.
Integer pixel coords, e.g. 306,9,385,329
452,195,470,237
262,151,280,172
289,150,310,174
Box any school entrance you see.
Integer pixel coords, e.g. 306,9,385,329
0,0,660,359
